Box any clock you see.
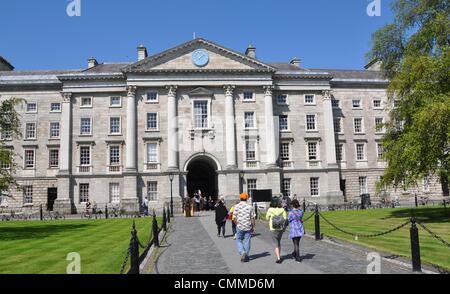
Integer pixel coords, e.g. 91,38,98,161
192,49,209,67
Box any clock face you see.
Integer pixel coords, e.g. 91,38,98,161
192,49,209,67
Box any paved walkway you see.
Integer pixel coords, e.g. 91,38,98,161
153,212,415,274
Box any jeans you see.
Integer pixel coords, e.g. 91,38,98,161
231,222,237,235
236,229,252,256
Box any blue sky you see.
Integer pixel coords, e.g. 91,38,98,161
0,0,395,70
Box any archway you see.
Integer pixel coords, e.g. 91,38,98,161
186,156,218,200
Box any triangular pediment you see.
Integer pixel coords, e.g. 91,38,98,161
188,87,214,97
123,38,276,73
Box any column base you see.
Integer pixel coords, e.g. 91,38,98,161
54,199,73,215
121,198,140,214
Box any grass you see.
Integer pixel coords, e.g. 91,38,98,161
0,218,157,274
260,206,450,270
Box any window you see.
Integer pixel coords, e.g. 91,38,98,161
193,100,209,129
24,149,35,169
25,123,36,139
308,142,318,161
352,100,361,108
373,99,382,109
377,143,384,160
23,186,33,204
146,113,158,130
305,95,315,105
332,100,340,108
49,149,59,168
244,112,255,129
336,144,343,161
0,192,8,206
147,182,158,201
334,117,342,133
81,97,92,107
356,143,365,161
147,91,158,102
247,179,257,198
243,92,254,101
80,146,91,166
49,122,60,139
306,115,316,131
375,117,384,133
110,96,122,107
80,118,92,135
423,177,430,192
245,141,256,161
109,146,120,165
1,124,12,140
26,102,37,113
110,183,120,203
280,142,290,161
354,118,364,133
282,179,291,198
0,150,12,169
109,117,121,135
310,178,319,197
277,94,288,105
279,115,289,131
79,184,89,203
146,143,158,163
359,177,368,194
50,103,61,112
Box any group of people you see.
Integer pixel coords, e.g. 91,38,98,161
214,193,305,264
183,191,216,217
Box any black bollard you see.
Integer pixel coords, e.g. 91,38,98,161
152,210,159,247
314,204,321,240
303,198,306,212
105,205,108,219
166,205,171,224
162,208,167,232
410,217,422,272
129,221,140,274
254,202,258,220
40,204,43,221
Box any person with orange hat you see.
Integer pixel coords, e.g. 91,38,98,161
232,192,255,262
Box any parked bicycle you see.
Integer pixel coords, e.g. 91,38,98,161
43,211,66,221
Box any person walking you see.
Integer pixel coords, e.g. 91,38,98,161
228,201,239,240
232,192,255,263
142,197,149,216
288,199,305,262
184,196,192,217
215,197,228,237
266,198,288,264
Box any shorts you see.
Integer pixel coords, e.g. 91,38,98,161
271,230,283,247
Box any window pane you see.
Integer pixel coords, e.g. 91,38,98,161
80,146,90,165
279,115,288,131
147,182,158,201
310,178,319,196
194,101,208,128
110,117,121,134
109,146,120,165
25,150,35,168
308,142,317,160
23,186,33,204
50,122,60,138
79,184,89,203
80,118,91,134
244,112,255,128
110,183,120,203
49,149,59,168
306,115,316,130
147,113,158,130
147,143,158,163
245,141,256,161
51,103,61,112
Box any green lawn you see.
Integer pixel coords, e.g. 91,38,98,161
0,218,156,274
295,206,450,270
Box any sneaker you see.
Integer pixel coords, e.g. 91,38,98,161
292,251,297,258
233,235,236,240
240,254,247,262
244,255,250,263
276,259,283,264
295,257,302,263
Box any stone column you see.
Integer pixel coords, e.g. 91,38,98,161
125,86,137,171
123,86,139,213
55,92,73,214
264,86,277,167
167,85,179,170
224,85,237,169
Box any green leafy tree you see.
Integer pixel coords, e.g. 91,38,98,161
0,98,22,195
367,0,450,196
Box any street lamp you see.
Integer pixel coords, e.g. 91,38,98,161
168,173,175,217
239,171,245,193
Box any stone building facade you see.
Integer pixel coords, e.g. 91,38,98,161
0,39,443,213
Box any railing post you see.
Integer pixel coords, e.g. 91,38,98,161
105,204,108,219
152,210,160,248
254,202,258,220
410,217,422,272
303,198,306,212
40,204,43,221
314,204,321,240
129,221,140,274
162,207,167,232
414,193,418,208
166,204,171,224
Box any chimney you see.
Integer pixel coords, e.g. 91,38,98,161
290,57,301,68
245,45,256,59
87,57,98,69
137,44,148,61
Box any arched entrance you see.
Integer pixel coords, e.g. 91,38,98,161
186,156,219,200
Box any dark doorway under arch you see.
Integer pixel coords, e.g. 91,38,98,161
186,157,218,200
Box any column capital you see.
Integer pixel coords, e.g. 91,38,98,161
322,90,332,100
263,85,274,96
223,85,235,96
61,92,72,103
127,86,137,97
166,85,178,97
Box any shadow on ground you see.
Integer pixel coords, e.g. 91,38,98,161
385,207,450,223
0,224,91,241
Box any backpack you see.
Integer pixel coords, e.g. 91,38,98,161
271,214,286,230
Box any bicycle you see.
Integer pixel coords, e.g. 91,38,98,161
43,211,66,221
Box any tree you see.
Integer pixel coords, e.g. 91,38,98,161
368,0,449,196
0,98,22,195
